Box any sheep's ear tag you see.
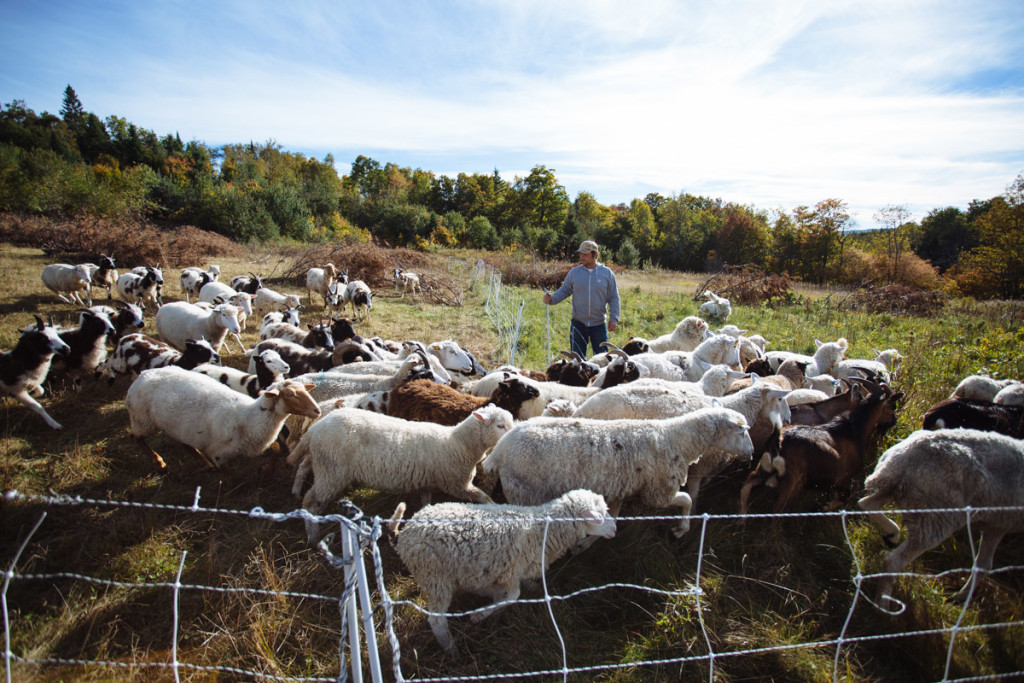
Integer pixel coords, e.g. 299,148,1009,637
304,384,315,391
710,397,723,408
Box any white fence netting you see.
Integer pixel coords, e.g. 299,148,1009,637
4,489,1024,683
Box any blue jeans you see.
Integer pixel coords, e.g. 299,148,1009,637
570,319,608,359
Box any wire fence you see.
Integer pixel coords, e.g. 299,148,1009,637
4,489,1024,683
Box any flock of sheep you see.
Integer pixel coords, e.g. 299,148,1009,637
3,252,1024,654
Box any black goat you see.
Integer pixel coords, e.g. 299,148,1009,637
922,397,1024,438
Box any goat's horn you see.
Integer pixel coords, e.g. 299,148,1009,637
601,341,625,353
560,350,574,358
571,351,586,362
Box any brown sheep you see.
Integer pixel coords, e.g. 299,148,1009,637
729,358,807,394
387,377,541,425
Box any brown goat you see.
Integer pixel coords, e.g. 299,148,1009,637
788,383,864,426
387,376,540,425
739,385,903,514
921,397,1024,438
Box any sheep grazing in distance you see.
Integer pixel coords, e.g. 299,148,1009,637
393,267,421,298
1,316,71,429
231,272,263,295
50,309,117,391
179,265,221,302
739,384,903,514
126,366,320,472
921,397,1024,439
192,349,290,398
41,263,93,307
306,263,344,308
388,489,616,654
951,374,1020,402
699,290,732,321
99,334,220,381
344,280,373,321
291,405,514,544
116,266,163,309
858,428,1024,603
386,376,541,424
155,301,240,354
645,316,712,353
86,255,118,300
482,406,753,537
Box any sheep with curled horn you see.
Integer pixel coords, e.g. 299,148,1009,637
589,343,646,388
598,340,684,382
546,349,600,386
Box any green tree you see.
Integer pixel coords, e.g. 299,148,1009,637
912,206,976,272
507,165,569,236
796,198,852,283
959,174,1024,298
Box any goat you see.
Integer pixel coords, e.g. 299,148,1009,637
739,385,903,514
921,397,1024,439
231,272,264,295
393,268,421,298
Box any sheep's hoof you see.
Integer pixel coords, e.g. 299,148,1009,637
671,524,689,539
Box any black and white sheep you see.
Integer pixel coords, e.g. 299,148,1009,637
179,265,221,302
393,268,420,298
86,255,118,300
1,316,71,429
388,489,615,653
50,309,117,391
89,302,145,340
116,266,163,309
192,349,290,398
230,272,264,295
98,334,220,381
306,263,346,308
41,263,93,307
343,280,373,321
481,406,753,537
291,404,514,543
126,366,320,472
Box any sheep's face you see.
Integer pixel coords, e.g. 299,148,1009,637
32,318,71,357
471,406,513,444
258,350,290,376
213,304,241,334
570,492,617,539
719,416,754,460
429,341,473,375
269,381,321,419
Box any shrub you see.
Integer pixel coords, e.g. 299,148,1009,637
695,264,793,305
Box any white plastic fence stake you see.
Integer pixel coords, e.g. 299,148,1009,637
3,511,47,683
170,550,187,683
343,523,364,683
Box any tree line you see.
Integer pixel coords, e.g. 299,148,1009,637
1,86,1021,298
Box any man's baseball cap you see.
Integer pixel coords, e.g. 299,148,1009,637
578,240,599,253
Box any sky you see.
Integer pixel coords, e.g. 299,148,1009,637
2,0,1024,227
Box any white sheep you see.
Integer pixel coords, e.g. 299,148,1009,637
645,316,712,353
766,338,848,378
291,405,514,543
288,353,437,402
306,263,344,308
125,366,320,472
858,428,1024,603
834,347,902,383
198,282,253,334
41,263,93,307
252,287,303,318
389,489,616,653
699,290,732,320
951,374,1020,402
154,301,241,353
482,406,752,537
192,349,290,398
994,383,1024,407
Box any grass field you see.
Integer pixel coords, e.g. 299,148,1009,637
3,239,1024,681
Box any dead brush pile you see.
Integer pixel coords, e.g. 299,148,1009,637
485,253,571,289
843,283,946,315
695,264,794,305
0,213,243,267
280,243,464,306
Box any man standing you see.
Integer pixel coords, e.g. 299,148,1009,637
543,240,620,358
